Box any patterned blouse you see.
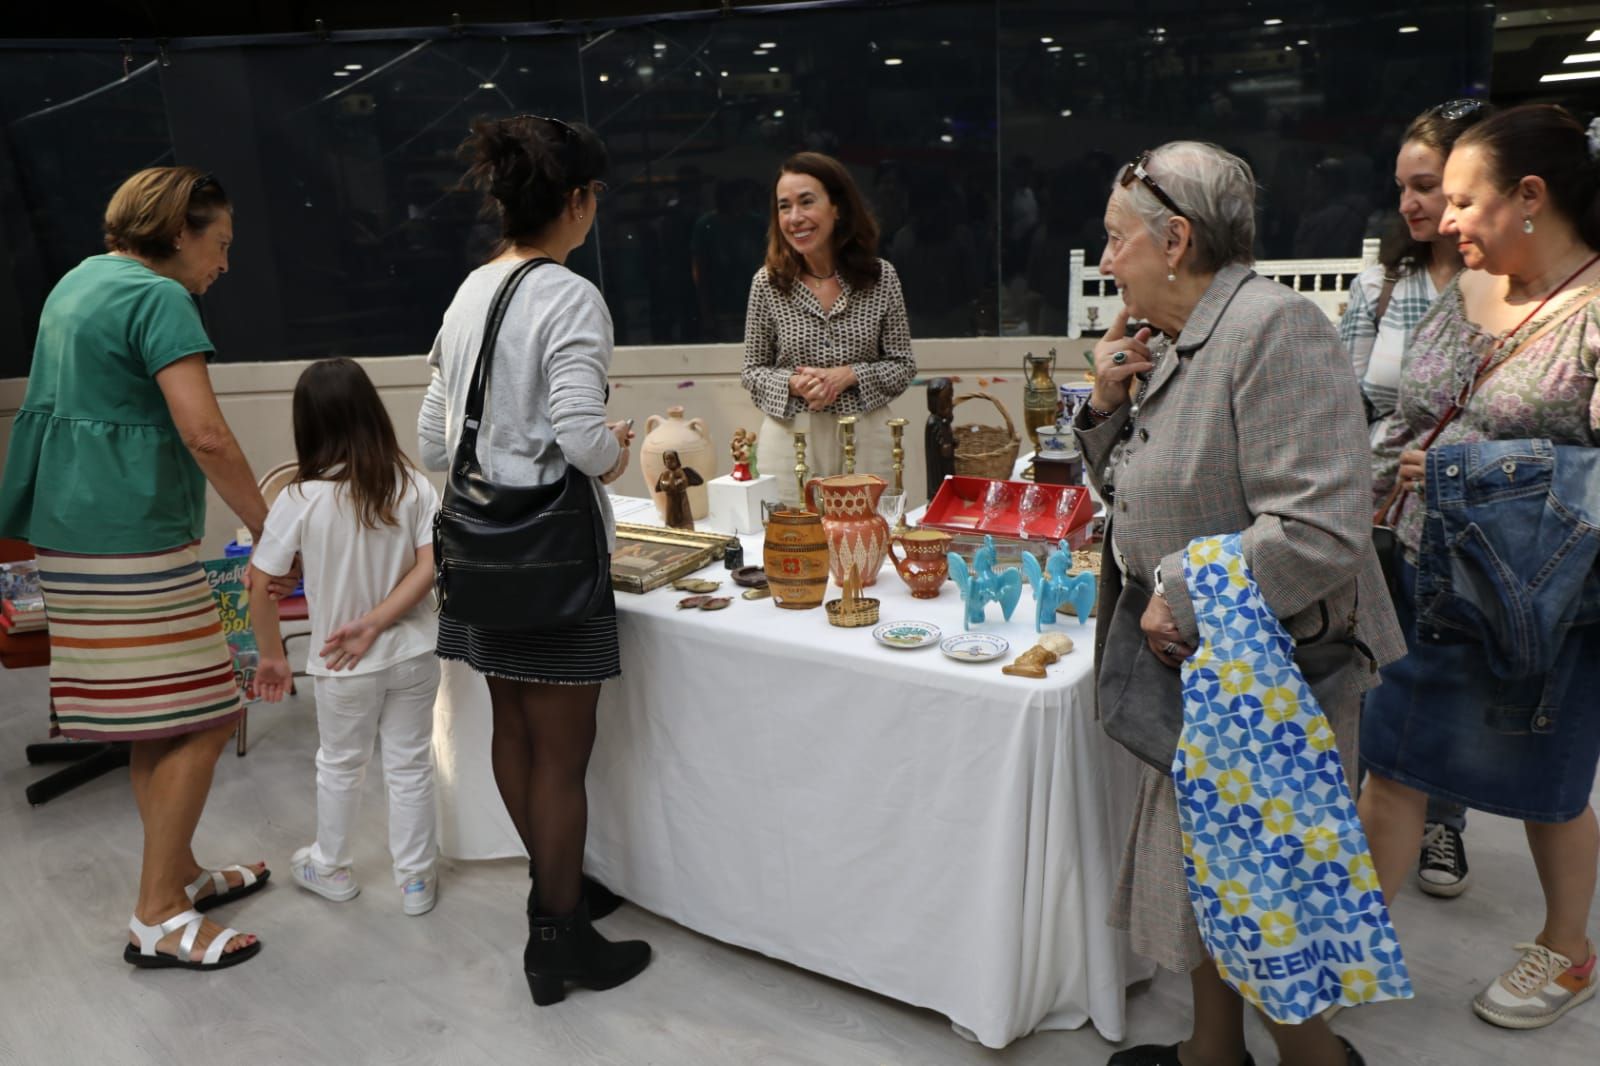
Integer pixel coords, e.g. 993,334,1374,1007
1375,274,1600,554
741,259,917,420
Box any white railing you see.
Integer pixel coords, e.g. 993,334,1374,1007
1066,237,1380,337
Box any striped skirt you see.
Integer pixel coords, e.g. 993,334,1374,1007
37,545,244,742
437,583,621,686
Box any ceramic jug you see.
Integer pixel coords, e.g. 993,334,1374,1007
641,405,714,522
804,474,890,588
887,528,952,598
763,508,828,609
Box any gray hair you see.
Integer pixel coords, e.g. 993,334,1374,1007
1115,141,1256,272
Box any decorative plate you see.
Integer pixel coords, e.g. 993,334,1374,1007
940,632,1010,663
872,620,942,650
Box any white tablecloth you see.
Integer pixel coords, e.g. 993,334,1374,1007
432,502,1144,1048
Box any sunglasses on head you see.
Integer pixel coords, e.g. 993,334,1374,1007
1117,151,1186,220
1431,98,1486,121
515,115,605,194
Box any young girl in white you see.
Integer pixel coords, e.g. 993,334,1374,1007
250,357,442,916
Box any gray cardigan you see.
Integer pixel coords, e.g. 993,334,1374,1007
418,259,621,548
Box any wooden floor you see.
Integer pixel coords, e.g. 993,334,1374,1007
2,663,1595,1066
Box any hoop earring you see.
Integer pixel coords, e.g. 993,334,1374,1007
1523,217,1535,235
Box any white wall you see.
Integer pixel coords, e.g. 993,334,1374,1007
0,337,1094,558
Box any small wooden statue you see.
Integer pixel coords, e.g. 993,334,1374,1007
730,428,755,482
925,377,957,499
654,450,704,531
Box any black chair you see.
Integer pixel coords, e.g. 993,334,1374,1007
25,741,131,806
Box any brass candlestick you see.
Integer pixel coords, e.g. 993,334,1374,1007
793,430,809,505
887,417,909,533
839,416,857,475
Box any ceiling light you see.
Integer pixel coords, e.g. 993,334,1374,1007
720,70,729,77
1040,36,1054,44
343,64,363,70
773,109,784,118
1541,69,1600,82
599,73,610,82
1588,29,1600,42
1047,45,1063,53
478,82,495,89
333,71,350,77
1264,18,1283,26
1562,52,1600,63
769,66,779,73
1297,39,1309,45
1398,25,1419,33
884,57,903,66
760,42,777,49
1059,109,1072,117
653,42,667,51
940,134,953,143
1154,26,1167,34
753,49,769,56
940,39,951,46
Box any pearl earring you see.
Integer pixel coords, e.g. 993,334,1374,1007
1523,217,1534,235
1167,272,1177,282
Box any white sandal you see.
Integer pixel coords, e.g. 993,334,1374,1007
124,908,261,970
185,863,270,913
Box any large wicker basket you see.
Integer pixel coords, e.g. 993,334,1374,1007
952,392,1021,479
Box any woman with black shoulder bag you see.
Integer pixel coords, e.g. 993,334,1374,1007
418,114,650,1005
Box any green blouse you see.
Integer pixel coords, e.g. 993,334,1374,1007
0,255,214,554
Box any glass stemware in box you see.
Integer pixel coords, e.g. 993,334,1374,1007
980,480,1010,527
1017,483,1048,538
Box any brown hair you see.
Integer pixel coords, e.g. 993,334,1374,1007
458,114,607,252
1381,100,1494,276
763,152,881,295
291,358,415,530
1455,104,1600,251
103,166,231,259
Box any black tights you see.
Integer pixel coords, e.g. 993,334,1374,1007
486,677,600,917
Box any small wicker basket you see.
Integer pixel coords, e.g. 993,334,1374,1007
953,392,1021,479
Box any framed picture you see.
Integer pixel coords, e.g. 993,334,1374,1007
610,523,737,594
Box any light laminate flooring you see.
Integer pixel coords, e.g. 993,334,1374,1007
1,664,1595,1066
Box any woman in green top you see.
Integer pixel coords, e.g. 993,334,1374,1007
0,167,283,970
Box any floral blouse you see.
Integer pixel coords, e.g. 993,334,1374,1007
1374,274,1600,554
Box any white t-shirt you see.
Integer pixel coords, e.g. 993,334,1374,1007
253,468,440,677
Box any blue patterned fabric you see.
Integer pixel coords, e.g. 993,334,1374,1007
1174,533,1412,1023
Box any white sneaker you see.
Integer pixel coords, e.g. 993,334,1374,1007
401,873,437,916
290,845,360,902
1472,940,1597,1029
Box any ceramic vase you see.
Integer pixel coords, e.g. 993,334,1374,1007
640,405,714,522
804,474,890,588
763,508,828,609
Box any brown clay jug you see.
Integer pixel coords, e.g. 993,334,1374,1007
887,528,952,598
641,405,714,521
762,508,828,610
804,473,890,588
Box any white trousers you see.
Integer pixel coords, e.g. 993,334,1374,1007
756,408,898,509
309,653,441,884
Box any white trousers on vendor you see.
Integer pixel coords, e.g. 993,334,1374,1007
309,652,441,884
757,408,897,509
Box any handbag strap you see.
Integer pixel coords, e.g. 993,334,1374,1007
454,257,553,474
1374,268,1600,526
1373,272,1399,328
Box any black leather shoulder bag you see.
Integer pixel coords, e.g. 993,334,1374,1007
432,257,611,631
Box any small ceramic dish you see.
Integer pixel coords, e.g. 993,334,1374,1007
676,595,711,609
940,632,1010,663
731,566,768,588
700,597,733,611
871,620,942,650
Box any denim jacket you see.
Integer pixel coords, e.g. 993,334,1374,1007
1416,439,1600,729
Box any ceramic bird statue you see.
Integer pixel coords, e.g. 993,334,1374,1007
947,535,1023,630
1021,540,1098,631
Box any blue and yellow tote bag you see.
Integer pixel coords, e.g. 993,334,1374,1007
1173,533,1412,1023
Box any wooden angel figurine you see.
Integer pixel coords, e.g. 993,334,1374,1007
730,428,755,482
655,450,704,530
925,377,956,499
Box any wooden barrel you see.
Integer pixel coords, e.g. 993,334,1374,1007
762,508,829,610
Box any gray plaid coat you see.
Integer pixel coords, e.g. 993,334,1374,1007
1074,263,1407,970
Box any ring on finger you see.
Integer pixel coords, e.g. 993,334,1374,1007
1162,641,1179,656
1111,351,1128,365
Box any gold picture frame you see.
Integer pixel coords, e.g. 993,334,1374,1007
610,522,738,594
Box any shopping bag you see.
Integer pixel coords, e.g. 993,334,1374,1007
1172,533,1412,1023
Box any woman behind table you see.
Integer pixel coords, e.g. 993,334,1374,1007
417,114,649,1005
1337,99,1492,899
0,167,275,970
1359,104,1600,1032
1073,142,1404,1066
741,151,916,507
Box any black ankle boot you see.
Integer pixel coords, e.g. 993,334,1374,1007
524,899,651,1006
525,862,626,921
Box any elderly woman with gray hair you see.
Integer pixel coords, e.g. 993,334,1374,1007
1073,142,1406,1066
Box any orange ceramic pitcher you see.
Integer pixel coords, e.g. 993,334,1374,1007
887,528,952,598
804,474,890,588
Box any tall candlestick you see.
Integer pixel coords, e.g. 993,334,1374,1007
887,417,909,534
793,430,809,506
839,416,857,475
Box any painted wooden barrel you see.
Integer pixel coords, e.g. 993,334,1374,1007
762,508,829,610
